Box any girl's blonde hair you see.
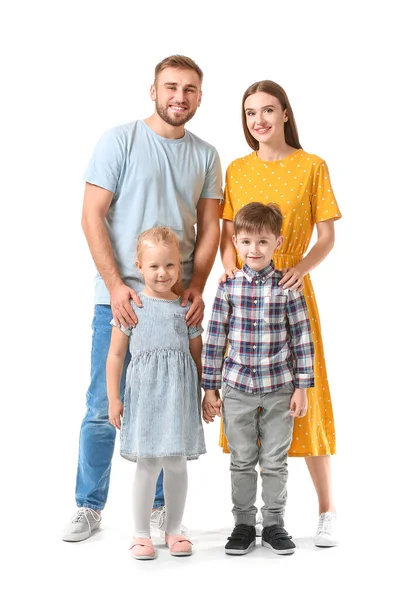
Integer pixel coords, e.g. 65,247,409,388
135,227,183,290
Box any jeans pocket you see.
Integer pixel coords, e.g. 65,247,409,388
223,382,236,400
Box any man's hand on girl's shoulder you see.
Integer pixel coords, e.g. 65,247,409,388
181,287,204,327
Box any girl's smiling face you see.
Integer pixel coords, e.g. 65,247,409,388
138,242,181,298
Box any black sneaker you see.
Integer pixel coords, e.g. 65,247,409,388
262,525,296,555
225,524,256,555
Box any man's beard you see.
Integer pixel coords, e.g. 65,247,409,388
155,101,197,127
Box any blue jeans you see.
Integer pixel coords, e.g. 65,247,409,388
76,304,164,510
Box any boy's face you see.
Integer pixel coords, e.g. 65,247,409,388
233,227,284,272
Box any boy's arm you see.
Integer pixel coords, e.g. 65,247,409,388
201,283,232,391
286,291,314,389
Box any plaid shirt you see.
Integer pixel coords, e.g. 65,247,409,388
201,261,314,394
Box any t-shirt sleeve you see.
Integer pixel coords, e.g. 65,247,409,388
220,166,235,221
311,160,342,223
84,127,125,194
188,324,204,339
110,318,132,337
200,149,223,200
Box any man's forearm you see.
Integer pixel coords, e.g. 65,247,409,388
82,217,123,292
189,220,220,293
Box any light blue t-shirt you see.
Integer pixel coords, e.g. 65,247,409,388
84,120,223,304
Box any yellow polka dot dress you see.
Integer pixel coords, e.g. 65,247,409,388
219,149,342,456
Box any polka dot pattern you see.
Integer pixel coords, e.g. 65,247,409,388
219,150,342,457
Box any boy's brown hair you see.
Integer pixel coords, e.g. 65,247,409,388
154,55,203,84
233,202,283,237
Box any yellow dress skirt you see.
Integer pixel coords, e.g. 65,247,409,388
219,149,342,456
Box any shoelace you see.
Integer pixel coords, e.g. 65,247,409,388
263,525,291,542
152,506,166,529
72,508,100,534
317,513,333,535
227,524,255,542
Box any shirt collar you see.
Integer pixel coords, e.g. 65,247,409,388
241,260,276,283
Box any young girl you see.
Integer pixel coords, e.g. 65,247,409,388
218,80,342,546
106,226,205,560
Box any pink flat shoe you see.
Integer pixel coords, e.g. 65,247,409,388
165,533,193,556
129,537,156,560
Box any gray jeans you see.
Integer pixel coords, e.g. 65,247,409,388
222,382,294,528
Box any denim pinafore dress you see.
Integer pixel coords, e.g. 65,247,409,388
118,293,206,461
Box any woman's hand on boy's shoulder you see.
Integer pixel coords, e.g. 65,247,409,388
218,267,239,284
279,267,304,292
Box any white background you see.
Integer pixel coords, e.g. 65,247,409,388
2,0,413,597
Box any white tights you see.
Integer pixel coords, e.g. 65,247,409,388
133,456,187,538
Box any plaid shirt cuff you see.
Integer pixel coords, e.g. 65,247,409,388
201,368,222,390
294,374,315,389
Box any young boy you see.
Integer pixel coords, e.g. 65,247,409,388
201,202,314,556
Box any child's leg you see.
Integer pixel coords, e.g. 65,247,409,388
222,384,261,526
259,384,294,528
162,456,188,535
133,457,163,537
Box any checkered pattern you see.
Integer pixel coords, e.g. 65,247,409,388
201,261,314,394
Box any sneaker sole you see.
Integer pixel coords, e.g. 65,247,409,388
62,528,100,542
262,540,295,555
225,541,256,555
314,537,339,548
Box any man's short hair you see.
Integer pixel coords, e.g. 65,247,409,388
154,55,203,84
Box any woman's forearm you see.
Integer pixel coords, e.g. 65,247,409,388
220,220,237,269
296,221,335,276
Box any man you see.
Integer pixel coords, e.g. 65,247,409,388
62,55,222,542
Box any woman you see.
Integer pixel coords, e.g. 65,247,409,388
219,80,342,546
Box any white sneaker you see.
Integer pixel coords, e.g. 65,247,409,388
150,507,188,538
314,512,339,547
255,513,263,537
62,508,101,542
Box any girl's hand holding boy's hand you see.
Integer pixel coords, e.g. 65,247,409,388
289,388,308,418
202,390,222,423
109,400,124,430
